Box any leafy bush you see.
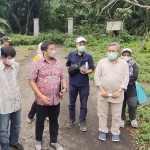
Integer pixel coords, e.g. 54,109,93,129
10,30,72,46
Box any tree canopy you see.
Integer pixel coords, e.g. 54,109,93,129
0,0,149,35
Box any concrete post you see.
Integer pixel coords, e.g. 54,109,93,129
33,18,39,36
68,17,73,35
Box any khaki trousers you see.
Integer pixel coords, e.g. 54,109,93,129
97,100,123,135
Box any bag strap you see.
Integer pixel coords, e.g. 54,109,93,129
77,52,85,66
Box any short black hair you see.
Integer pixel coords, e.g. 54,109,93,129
41,40,55,51
1,46,16,58
1,41,4,44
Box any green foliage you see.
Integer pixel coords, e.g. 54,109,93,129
136,107,150,148
119,30,132,43
10,30,72,46
114,8,132,21
0,17,10,34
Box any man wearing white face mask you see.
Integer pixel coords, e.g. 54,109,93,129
120,48,139,128
66,36,94,132
94,42,129,142
0,46,24,150
28,41,67,150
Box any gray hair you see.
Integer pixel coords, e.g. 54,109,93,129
106,42,121,52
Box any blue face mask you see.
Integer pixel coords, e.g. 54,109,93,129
77,46,86,52
107,52,118,60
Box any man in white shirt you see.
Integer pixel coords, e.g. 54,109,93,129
0,46,23,150
94,42,129,142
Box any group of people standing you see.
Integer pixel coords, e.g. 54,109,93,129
0,36,139,150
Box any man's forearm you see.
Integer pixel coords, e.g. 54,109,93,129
28,79,43,98
61,78,67,88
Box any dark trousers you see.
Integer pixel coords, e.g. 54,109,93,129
69,84,89,123
121,96,137,121
28,101,37,119
36,104,60,143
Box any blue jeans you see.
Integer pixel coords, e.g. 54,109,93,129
0,109,21,150
69,84,89,123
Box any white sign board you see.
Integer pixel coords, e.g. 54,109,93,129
106,21,123,31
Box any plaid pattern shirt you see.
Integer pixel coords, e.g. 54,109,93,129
28,58,64,106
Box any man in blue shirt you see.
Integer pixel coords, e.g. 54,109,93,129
66,37,94,132
0,36,11,60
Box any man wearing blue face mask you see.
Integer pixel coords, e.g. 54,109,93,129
94,42,129,142
66,36,94,132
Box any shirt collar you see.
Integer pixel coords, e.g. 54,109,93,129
75,50,85,56
42,57,56,63
107,57,119,64
0,61,15,70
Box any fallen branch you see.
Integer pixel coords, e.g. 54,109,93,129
136,31,150,54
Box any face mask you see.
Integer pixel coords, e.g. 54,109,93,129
77,46,86,52
49,50,56,58
5,58,15,66
107,52,118,60
121,56,131,61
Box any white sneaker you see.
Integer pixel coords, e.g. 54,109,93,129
46,117,49,121
50,143,63,150
26,117,32,124
35,140,41,150
131,120,138,128
120,120,125,128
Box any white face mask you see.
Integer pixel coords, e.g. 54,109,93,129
49,50,56,59
121,56,131,61
6,58,15,66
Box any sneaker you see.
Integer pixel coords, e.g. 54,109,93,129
112,134,120,142
66,120,76,128
120,120,125,128
79,122,87,132
50,142,63,150
9,143,24,150
99,132,106,141
35,140,41,150
131,120,138,128
46,117,49,121
26,117,32,124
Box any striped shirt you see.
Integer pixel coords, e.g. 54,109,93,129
0,61,21,114
28,58,64,106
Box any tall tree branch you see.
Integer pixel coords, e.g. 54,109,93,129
123,0,150,9
25,0,37,35
136,31,150,54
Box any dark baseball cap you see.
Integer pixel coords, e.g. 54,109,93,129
1,36,11,42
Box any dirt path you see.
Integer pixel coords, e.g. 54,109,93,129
16,46,138,150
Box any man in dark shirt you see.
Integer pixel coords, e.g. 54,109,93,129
0,36,11,60
66,37,94,132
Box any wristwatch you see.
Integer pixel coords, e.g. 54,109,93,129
62,87,67,92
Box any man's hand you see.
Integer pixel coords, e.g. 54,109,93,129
40,94,51,105
79,67,88,74
100,89,108,98
112,90,121,98
60,88,67,96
